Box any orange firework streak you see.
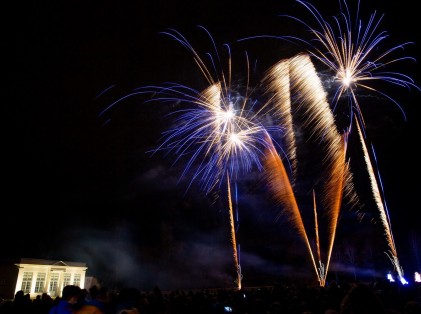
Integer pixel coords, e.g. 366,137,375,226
263,135,319,282
322,132,349,286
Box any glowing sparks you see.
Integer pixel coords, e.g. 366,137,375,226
100,0,418,287
263,53,355,286
139,27,283,289
280,0,420,129
263,58,296,178
144,28,282,195
271,0,418,283
355,117,407,284
227,175,242,290
263,134,319,279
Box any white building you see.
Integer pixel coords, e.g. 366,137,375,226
0,258,87,300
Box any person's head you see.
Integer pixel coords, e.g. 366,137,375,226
89,285,99,299
62,285,82,304
14,290,24,300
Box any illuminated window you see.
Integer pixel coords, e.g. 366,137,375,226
63,273,71,287
73,274,81,287
49,273,59,295
21,272,33,294
34,273,46,293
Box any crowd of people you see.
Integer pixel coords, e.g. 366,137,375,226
0,279,420,314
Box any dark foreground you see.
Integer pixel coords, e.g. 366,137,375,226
1,279,420,314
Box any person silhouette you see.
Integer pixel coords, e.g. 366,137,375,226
49,285,82,314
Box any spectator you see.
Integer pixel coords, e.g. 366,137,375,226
49,285,82,314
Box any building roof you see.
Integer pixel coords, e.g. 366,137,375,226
15,258,87,268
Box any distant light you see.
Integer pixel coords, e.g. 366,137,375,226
387,273,395,282
399,276,409,285
415,272,421,283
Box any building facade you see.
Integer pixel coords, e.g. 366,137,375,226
0,258,87,300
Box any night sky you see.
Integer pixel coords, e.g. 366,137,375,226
6,0,420,290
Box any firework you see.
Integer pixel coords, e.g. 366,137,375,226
281,0,419,130
263,53,356,286
355,117,408,284
137,27,283,289
255,0,419,283
99,0,418,286
284,0,419,281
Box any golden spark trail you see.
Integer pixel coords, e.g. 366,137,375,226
312,189,326,286
288,53,339,149
290,53,351,286
264,53,356,286
227,174,242,290
323,131,349,284
313,190,321,266
355,117,405,281
264,59,297,178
